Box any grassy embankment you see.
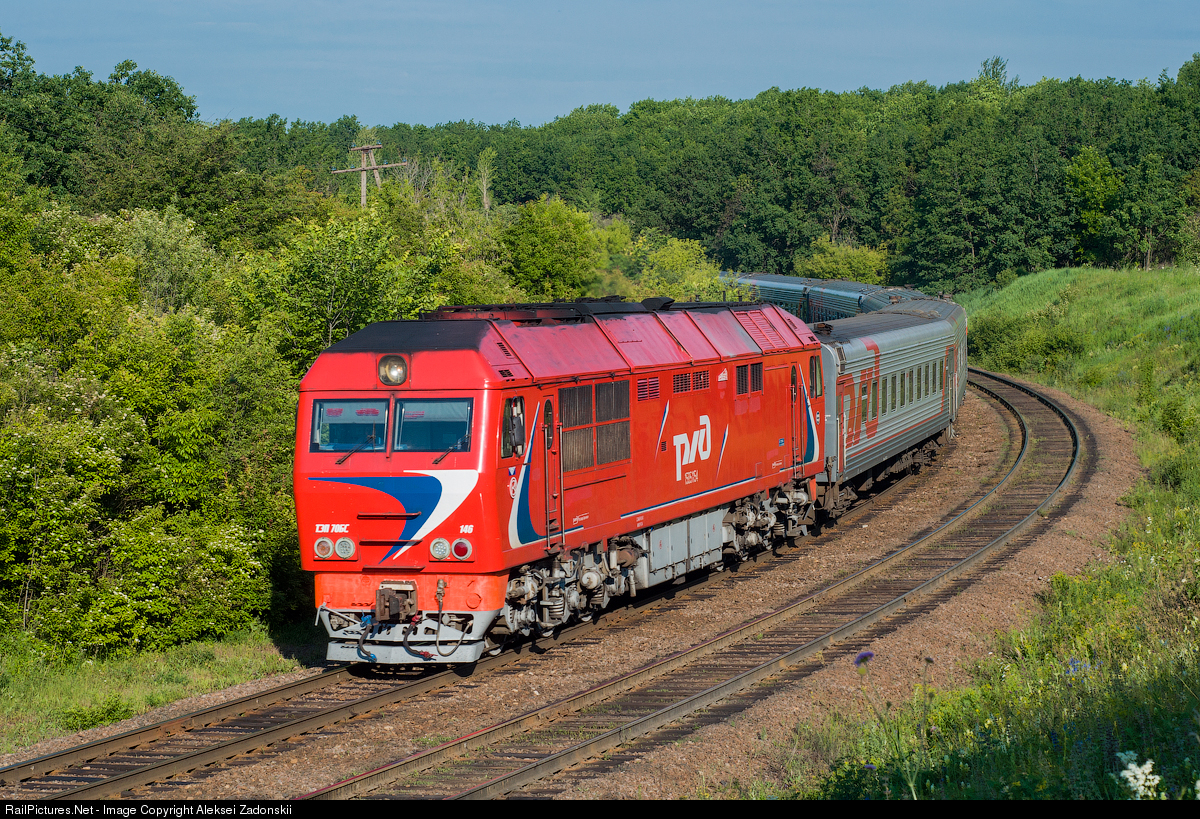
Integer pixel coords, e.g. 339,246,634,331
0,621,324,756
7,266,1199,785
753,266,1200,799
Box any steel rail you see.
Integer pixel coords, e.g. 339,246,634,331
29,617,615,800
8,378,997,801
0,665,362,786
20,554,755,800
446,372,1079,799
8,564,723,799
8,418,942,798
305,374,1077,800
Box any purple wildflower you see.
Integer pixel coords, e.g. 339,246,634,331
854,650,875,667
864,763,877,771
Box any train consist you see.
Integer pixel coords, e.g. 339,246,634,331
293,278,967,664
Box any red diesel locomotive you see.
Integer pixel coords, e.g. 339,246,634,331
295,293,965,664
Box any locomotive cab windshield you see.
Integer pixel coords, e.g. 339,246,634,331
295,294,965,667
395,398,473,453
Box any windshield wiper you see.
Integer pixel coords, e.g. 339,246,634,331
336,434,376,465
433,433,469,464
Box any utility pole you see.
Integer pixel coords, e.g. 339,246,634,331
332,144,406,208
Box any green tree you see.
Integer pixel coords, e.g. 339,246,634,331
502,196,598,299
795,235,889,284
232,212,400,371
1065,146,1122,264
637,236,728,300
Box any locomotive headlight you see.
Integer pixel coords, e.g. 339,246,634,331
451,538,473,560
430,538,451,560
378,355,408,386
314,537,334,559
334,537,356,559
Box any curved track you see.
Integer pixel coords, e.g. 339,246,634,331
301,370,1084,800
0,371,1082,800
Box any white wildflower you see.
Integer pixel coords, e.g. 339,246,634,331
1113,752,1160,800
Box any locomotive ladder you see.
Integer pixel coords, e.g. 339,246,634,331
301,371,1085,800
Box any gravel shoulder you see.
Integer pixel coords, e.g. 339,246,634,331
560,381,1141,799
1,384,1139,800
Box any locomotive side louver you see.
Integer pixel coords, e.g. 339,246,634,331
637,377,660,401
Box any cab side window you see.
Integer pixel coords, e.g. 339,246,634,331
809,356,824,398
501,397,525,458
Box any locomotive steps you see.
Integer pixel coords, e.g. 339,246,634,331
300,369,1082,799
0,371,1082,799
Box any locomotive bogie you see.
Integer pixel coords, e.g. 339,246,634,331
294,292,967,665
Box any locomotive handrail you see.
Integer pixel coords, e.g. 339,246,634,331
303,373,1082,800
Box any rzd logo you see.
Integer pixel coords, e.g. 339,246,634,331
673,415,712,482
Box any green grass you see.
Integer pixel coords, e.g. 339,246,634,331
0,619,326,755
759,265,1200,800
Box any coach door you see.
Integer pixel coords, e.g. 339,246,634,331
947,347,958,419
542,399,564,549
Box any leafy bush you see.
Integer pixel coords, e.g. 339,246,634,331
1157,395,1195,444
1151,443,1200,501
968,311,1084,373
57,694,135,732
795,235,889,285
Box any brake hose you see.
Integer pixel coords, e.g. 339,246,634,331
433,579,468,658
356,614,378,663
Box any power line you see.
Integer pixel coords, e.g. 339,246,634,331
332,144,406,207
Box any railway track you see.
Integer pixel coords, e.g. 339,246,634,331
297,369,1084,800
0,371,1079,800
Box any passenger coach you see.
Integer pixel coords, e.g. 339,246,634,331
295,283,967,665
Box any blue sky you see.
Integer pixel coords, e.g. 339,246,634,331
4,1,1198,126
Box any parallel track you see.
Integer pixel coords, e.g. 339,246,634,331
0,371,1072,800
302,370,1084,800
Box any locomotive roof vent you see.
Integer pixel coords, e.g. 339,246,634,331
814,323,833,335
640,296,675,311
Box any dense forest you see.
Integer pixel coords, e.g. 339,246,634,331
1,25,1198,658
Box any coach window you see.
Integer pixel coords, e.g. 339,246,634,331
924,364,930,397
860,383,869,427
890,375,897,412
501,397,525,459
872,380,879,420
880,379,887,417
